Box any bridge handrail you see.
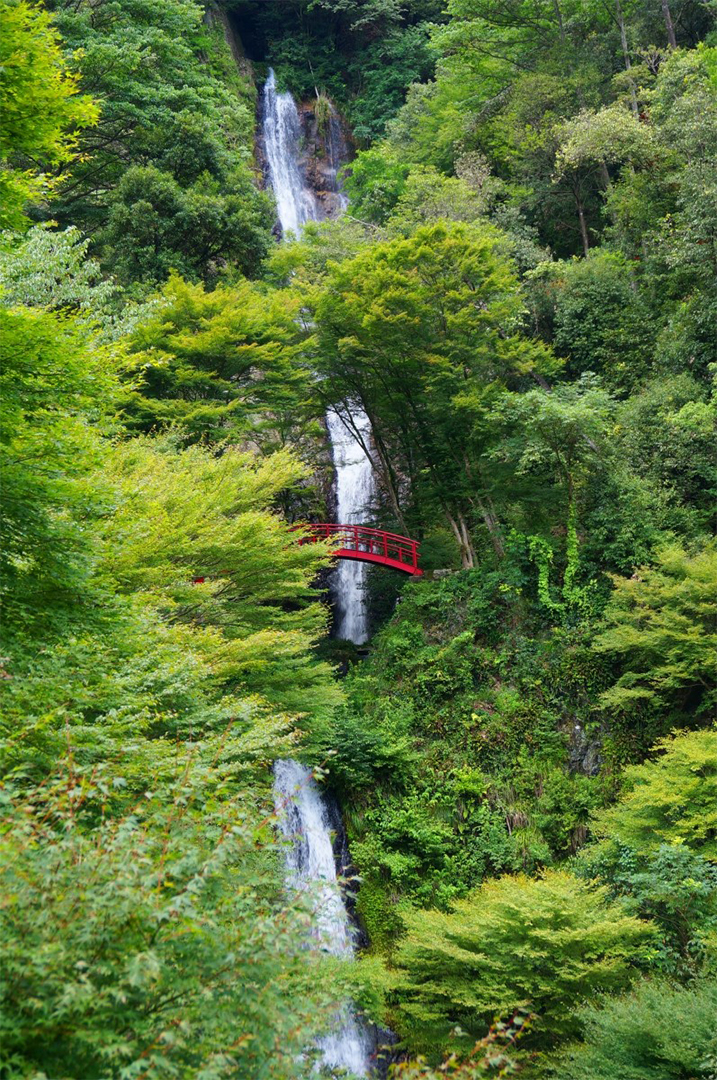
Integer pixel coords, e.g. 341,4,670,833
299,523,418,545
294,522,421,571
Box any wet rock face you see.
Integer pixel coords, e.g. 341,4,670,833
297,102,352,220
257,86,352,227
567,719,603,776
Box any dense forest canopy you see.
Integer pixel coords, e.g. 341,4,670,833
0,0,716,1076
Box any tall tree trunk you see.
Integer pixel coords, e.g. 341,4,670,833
478,499,505,560
447,513,476,569
616,0,640,118
661,0,677,47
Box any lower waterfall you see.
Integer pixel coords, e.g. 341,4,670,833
274,760,372,1076
263,69,376,1076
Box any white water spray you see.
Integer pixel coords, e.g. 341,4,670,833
327,408,375,644
263,72,374,1075
274,760,372,1075
262,69,319,237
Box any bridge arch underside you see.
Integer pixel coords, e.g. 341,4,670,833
329,547,423,576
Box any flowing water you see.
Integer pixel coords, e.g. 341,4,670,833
326,407,375,644
274,760,372,1075
263,70,374,1076
262,68,319,237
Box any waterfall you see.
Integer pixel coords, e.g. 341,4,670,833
263,71,374,1076
262,68,319,237
261,69,377,644
327,408,375,644
274,760,372,1075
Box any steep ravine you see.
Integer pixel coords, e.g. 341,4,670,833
261,70,378,1076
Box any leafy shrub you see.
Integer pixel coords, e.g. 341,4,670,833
594,544,717,729
548,977,717,1080
590,729,717,859
388,870,656,1054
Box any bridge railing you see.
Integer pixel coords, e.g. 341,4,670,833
296,523,421,573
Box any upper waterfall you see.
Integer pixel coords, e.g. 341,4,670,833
262,68,319,237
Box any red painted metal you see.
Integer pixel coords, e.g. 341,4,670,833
296,523,423,576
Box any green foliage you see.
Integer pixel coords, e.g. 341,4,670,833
548,977,717,1080
613,375,716,533
341,148,412,223
0,756,340,1079
582,843,716,976
0,305,118,639
322,571,609,935
388,870,656,1054
0,0,97,229
100,437,340,719
0,223,118,316
536,253,657,392
577,728,717,974
235,0,440,143
123,273,323,460
315,221,558,566
1,0,716,1071
45,0,272,285
594,544,717,725
101,165,273,286
591,729,717,859
390,1011,532,1078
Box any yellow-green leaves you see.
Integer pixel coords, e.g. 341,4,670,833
594,543,717,720
391,869,656,1053
0,1,98,229
590,728,717,859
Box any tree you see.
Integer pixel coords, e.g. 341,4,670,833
100,165,273,286
613,375,716,533
594,543,716,724
44,0,272,284
99,437,341,719
0,754,342,1079
0,305,118,640
530,252,657,392
341,146,412,223
0,0,97,229
314,222,558,565
388,870,656,1053
580,728,716,974
123,273,323,462
0,223,117,315
548,977,717,1080
490,377,615,613
0,300,345,1075
0,295,338,771
590,728,717,859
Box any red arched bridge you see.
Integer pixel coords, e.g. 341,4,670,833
296,523,423,576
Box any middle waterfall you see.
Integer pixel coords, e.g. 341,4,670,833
262,70,374,1077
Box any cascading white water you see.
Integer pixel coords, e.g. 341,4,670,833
263,73,373,1076
327,408,375,644
262,68,319,237
274,760,372,1075
261,68,377,645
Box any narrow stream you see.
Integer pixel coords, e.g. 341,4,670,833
262,69,375,1076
